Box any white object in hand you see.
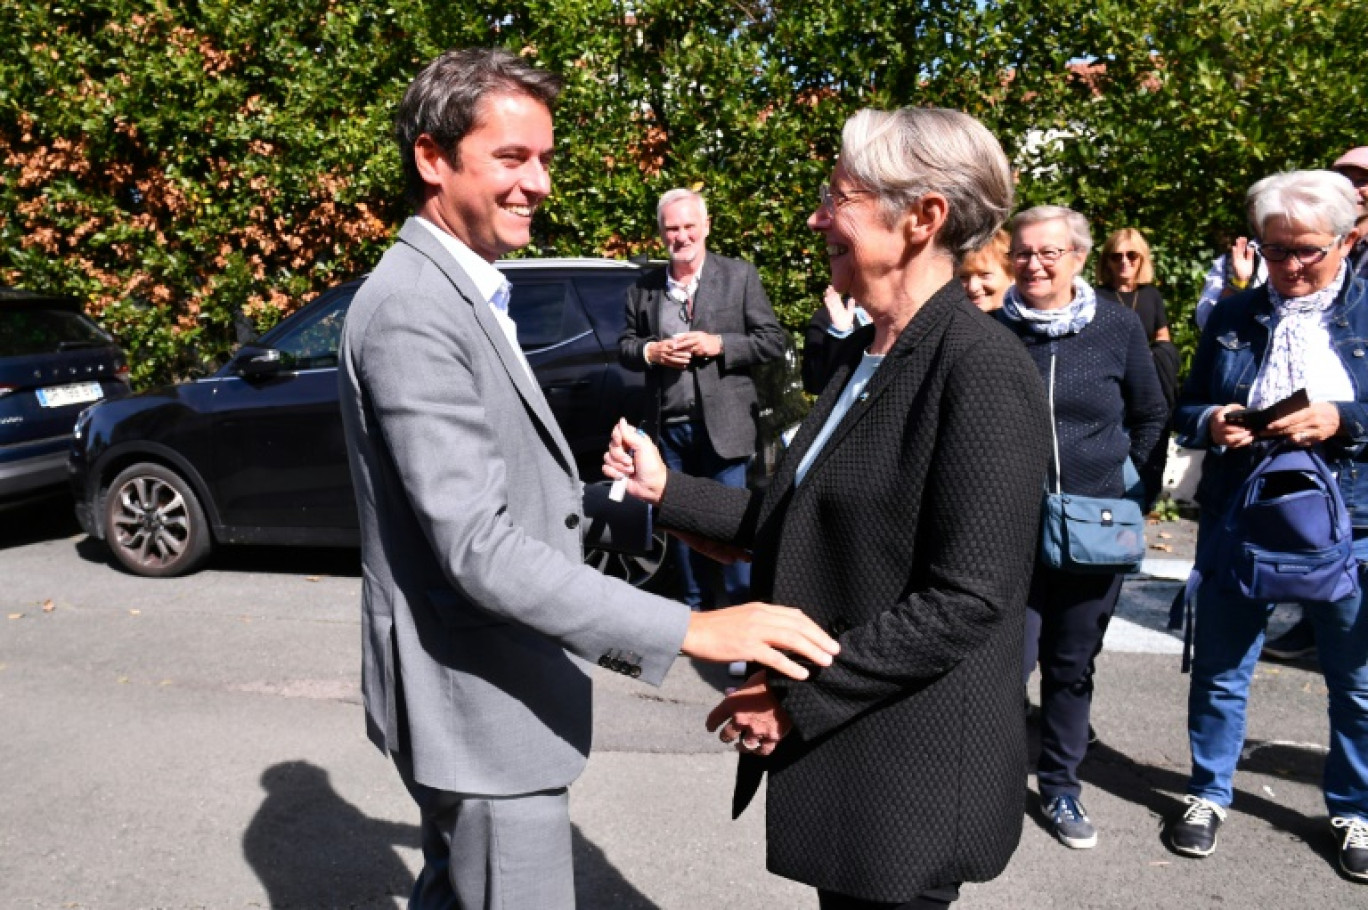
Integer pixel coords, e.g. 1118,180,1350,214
608,427,647,501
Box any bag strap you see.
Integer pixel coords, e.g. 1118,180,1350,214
1047,344,1063,496
1046,342,1141,501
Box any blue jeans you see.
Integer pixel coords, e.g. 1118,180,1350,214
658,420,751,609
1187,516,1368,820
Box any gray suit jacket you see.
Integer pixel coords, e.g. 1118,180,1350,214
339,219,690,796
619,253,785,461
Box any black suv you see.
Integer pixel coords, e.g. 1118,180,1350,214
0,287,129,501
70,260,805,581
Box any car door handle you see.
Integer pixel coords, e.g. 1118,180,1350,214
545,380,592,396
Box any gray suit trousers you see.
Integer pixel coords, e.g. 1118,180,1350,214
397,752,574,910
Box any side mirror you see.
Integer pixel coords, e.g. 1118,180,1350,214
232,345,284,379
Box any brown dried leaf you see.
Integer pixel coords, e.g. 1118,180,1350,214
305,575,322,582
7,613,23,620
42,599,55,612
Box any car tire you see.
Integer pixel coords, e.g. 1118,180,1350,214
584,529,669,589
103,463,211,577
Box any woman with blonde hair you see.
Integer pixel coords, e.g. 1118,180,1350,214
1095,228,1170,343
1097,227,1180,409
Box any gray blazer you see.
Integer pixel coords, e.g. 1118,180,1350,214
339,219,690,796
619,253,786,461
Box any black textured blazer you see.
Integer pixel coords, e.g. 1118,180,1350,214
659,280,1051,901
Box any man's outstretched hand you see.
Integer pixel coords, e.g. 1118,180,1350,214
682,603,839,680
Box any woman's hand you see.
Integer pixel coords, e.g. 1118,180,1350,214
1209,404,1257,448
706,671,792,757
1266,402,1341,446
603,419,667,505
1229,237,1256,287
822,285,854,332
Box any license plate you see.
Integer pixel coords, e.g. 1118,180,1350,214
36,382,104,408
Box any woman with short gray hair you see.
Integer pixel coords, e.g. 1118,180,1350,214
1168,169,1368,883
607,105,1050,909
997,204,1169,851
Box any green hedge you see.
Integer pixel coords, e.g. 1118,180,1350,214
2,1,1364,387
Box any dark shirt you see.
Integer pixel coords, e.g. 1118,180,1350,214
801,307,843,395
999,300,1170,506
1097,284,1168,341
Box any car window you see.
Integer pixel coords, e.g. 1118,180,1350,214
265,290,353,370
0,308,111,356
570,274,636,324
508,281,591,350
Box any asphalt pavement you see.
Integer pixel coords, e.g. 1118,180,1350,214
1,498,1364,909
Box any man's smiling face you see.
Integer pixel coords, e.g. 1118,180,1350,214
417,91,554,262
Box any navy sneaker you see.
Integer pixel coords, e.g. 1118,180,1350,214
1169,796,1226,858
1043,794,1097,849
1332,816,1368,883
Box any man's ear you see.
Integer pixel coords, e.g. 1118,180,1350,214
413,134,450,187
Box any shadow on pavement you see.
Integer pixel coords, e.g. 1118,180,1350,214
574,826,663,909
1025,720,1338,868
243,761,663,909
0,491,81,548
72,534,363,579
244,761,416,908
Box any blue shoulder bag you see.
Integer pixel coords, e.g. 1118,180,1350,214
1038,346,1147,574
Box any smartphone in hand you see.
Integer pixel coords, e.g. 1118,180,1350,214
1225,388,1310,432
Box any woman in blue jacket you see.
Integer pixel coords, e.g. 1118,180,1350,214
1168,169,1368,884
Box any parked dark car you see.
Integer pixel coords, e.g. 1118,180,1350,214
1,287,129,502
70,259,806,582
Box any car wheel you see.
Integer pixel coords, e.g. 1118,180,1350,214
103,463,211,577
584,529,668,589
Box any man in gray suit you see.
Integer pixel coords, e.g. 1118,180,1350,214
338,49,838,910
620,190,786,613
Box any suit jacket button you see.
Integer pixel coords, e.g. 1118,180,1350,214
565,514,580,529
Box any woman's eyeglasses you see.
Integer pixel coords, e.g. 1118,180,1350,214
1252,237,1343,265
818,183,870,212
1010,247,1073,266
1108,251,1141,263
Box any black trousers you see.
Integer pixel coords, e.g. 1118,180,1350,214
1023,565,1125,801
818,883,961,909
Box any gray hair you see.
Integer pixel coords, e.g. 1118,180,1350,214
1008,205,1094,258
1247,170,1359,238
395,48,563,209
838,107,1014,257
656,188,708,231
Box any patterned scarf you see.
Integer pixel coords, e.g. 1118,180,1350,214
999,278,1098,337
1249,263,1349,410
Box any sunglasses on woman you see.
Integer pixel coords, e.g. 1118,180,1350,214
1108,251,1141,263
